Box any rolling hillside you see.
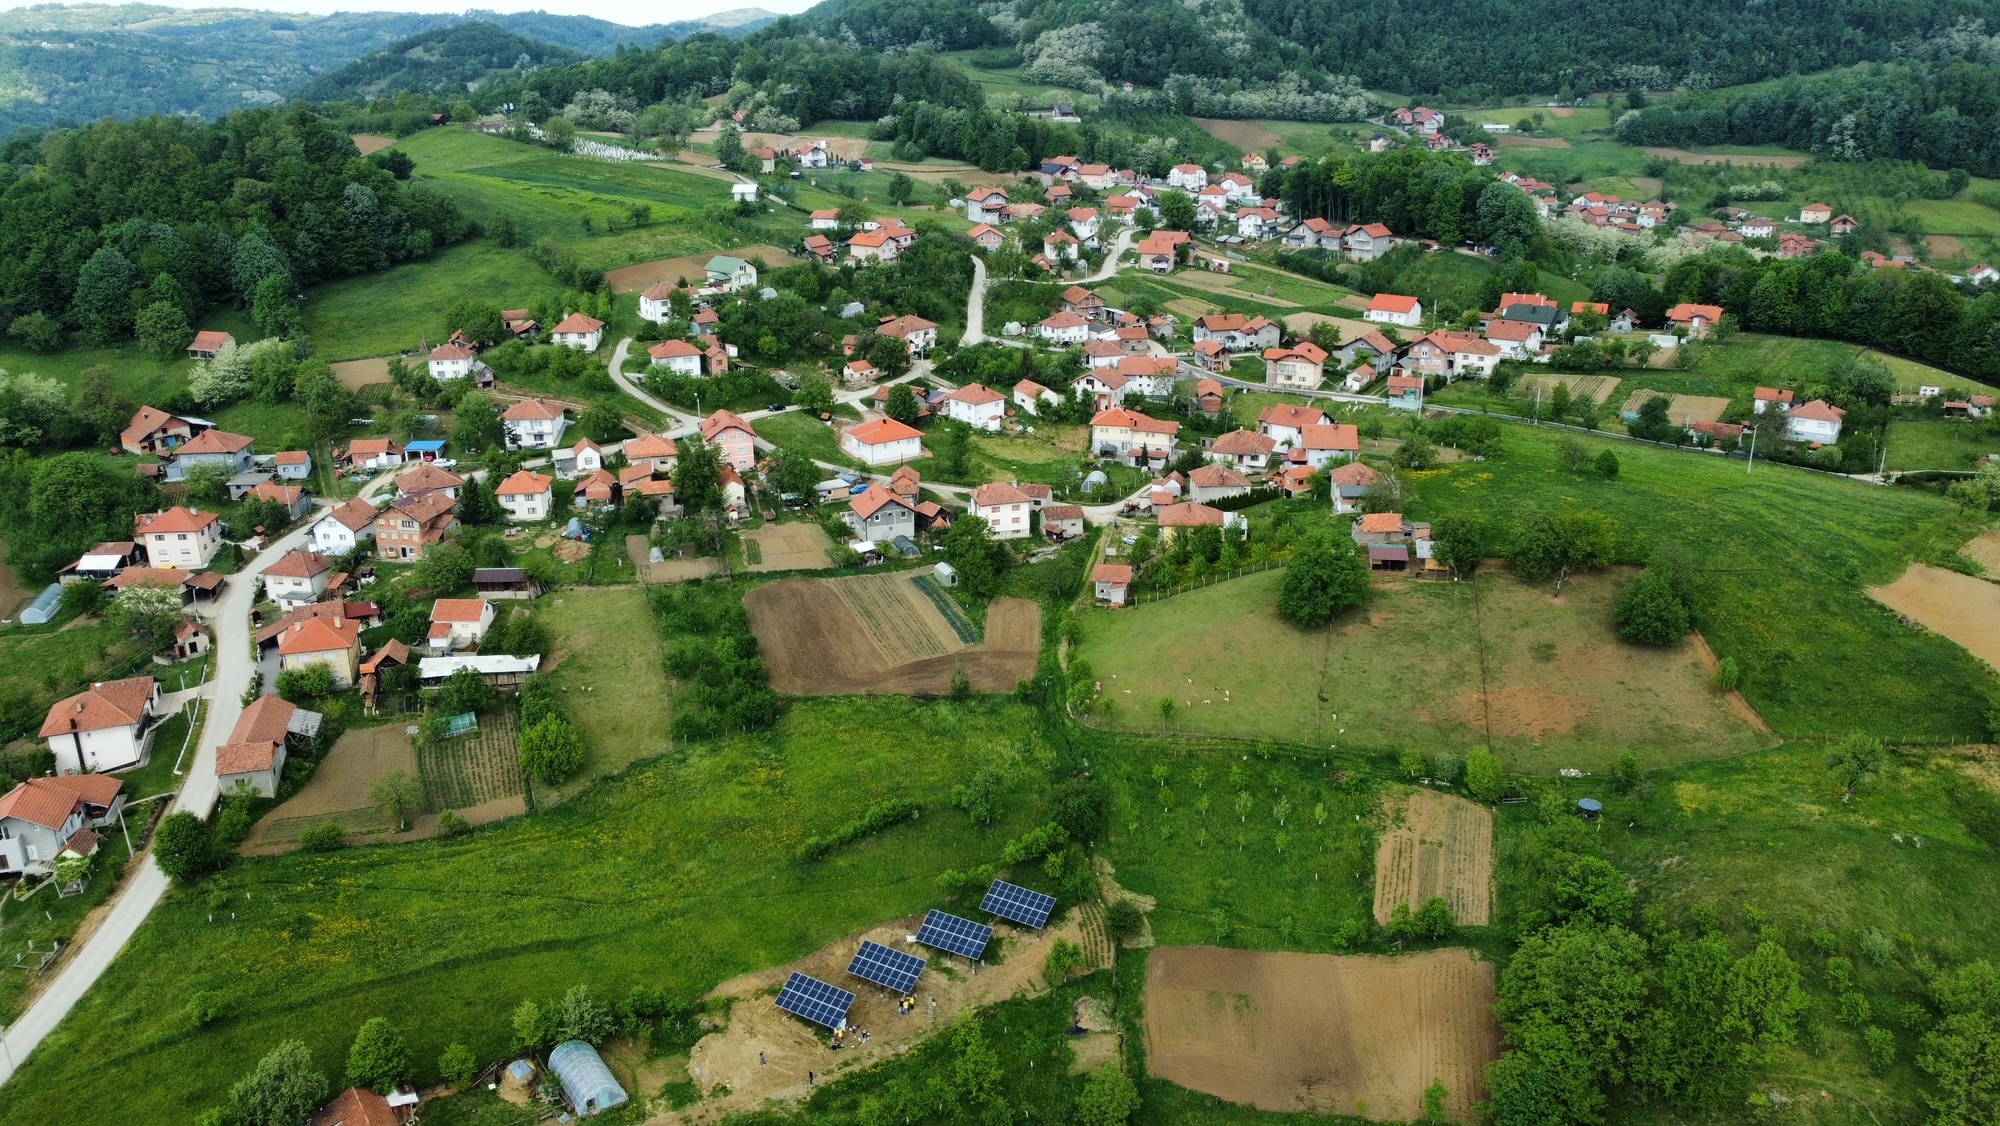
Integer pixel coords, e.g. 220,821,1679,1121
294,22,586,103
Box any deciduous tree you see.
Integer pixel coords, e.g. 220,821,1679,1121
345,1017,412,1094
1277,530,1368,627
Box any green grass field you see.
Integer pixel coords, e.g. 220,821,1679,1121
538,587,676,799
1885,418,2000,471
1078,565,1770,773
755,410,863,469
0,696,1059,1124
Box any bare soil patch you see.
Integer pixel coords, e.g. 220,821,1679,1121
1144,946,1499,1123
690,130,870,162
1641,146,1809,168
1868,563,2000,670
666,909,1103,1125
330,356,392,390
742,523,834,572
746,573,1039,695
1282,312,1377,343
1467,686,1586,739
1960,528,2000,575
1373,788,1494,927
244,724,416,851
1516,372,1620,405
1546,106,1577,118
1621,388,1729,425
1193,118,1284,150
606,245,795,294
1688,631,1772,734
1497,135,1571,149
351,134,396,155
1162,269,1303,307
1927,235,1966,260
629,534,725,583
1167,297,1213,319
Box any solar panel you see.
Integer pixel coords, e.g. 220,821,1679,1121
917,909,993,961
774,972,854,1030
982,880,1057,928
848,940,926,993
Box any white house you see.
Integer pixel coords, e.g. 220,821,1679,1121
1090,407,1181,463
1093,563,1132,606
1286,217,1341,249
259,549,334,610
810,209,841,230
41,676,160,774
428,340,479,380
1014,379,1061,416
971,482,1033,540
1112,356,1180,399
1364,293,1423,327
0,774,125,877
134,507,223,569
1187,462,1251,504
1784,399,1845,444
550,313,605,352
1168,164,1208,191
966,186,1010,225
1258,404,1329,450
796,140,832,169
731,182,758,203
639,282,678,324
1235,207,1283,239
1207,428,1278,471
1191,314,1280,351
1038,311,1092,345
428,598,496,653
649,338,705,376
1342,223,1397,261
1067,208,1101,244
274,451,312,480
1263,342,1328,390
308,498,379,555
214,695,314,799
875,314,938,356
343,438,404,472
704,255,758,293
1295,423,1362,469
842,417,925,466
1753,387,1795,414
502,399,569,451
496,470,555,521
939,383,1007,431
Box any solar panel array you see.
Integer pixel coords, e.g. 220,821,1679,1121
982,880,1057,928
917,909,993,960
775,972,855,1030
848,940,926,993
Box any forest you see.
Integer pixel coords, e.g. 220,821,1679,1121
0,106,472,339
1617,59,2000,176
805,0,2000,98
296,22,586,103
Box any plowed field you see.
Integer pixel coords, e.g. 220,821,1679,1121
747,571,1039,694
1145,946,1499,1123
1373,788,1494,926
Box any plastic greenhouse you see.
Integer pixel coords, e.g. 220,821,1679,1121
547,1040,627,1116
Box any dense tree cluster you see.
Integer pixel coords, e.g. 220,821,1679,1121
0,106,471,336
1617,61,2000,176
298,22,585,102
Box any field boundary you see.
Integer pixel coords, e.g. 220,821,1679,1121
912,574,980,643
1129,560,1280,606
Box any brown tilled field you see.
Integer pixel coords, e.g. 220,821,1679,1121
746,572,1039,695
1144,946,1499,1124
1373,788,1494,927
1961,528,2000,575
414,709,524,811
1621,388,1730,425
1516,373,1621,405
743,523,834,572
1868,563,2000,668
243,724,416,850
1193,118,1284,150
1282,312,1378,343
1497,135,1570,148
605,245,794,294
330,357,392,390
350,134,396,155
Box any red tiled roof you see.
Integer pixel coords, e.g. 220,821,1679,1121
1094,564,1133,584
1210,429,1276,456
261,550,331,580
1157,501,1225,527
502,398,565,422
876,315,937,340
1258,404,1328,430
1789,399,1845,422
189,330,232,352
322,498,380,532
946,383,1005,406
972,482,1031,507
1329,460,1378,486
0,775,121,830
396,463,463,493
1367,293,1420,314
274,450,310,466
495,470,552,496
1188,463,1248,489
277,614,359,657
850,484,916,520
624,433,677,460
847,417,924,445
1359,512,1405,533
650,339,702,360
310,1087,400,1126
551,313,605,334
430,598,491,623
38,676,155,738
701,409,756,442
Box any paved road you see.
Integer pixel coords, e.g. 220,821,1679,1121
0,517,316,1085
607,337,702,436
1084,228,1136,283
962,255,990,345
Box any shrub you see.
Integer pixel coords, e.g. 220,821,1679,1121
186,991,228,1028
1614,567,1691,645
1105,898,1143,943
1075,1066,1141,1126
518,714,585,785
1838,991,1871,1024
1863,1025,1895,1072
345,1017,411,1094
438,1043,478,1088
299,822,347,852
1415,896,1456,940
1465,748,1505,801
154,811,213,884
1714,655,1741,691
1044,938,1084,985
437,810,471,837
796,799,922,862
1610,753,1641,793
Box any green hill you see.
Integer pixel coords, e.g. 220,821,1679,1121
295,21,585,103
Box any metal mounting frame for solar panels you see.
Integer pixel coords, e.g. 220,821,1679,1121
982,880,1057,928
848,940,926,994
917,909,993,961
774,972,855,1030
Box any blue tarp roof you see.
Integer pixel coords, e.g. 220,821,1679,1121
406,440,447,452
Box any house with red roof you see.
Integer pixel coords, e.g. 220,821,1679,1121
700,409,759,471
429,598,496,653
1328,459,1379,513
1666,303,1726,338
1753,387,1795,414
308,497,381,555
968,223,1004,252
1364,293,1423,328
0,774,124,876
1192,313,1280,351
1207,429,1277,472
187,330,235,359
121,405,205,455
549,312,605,352
1293,424,1362,470
843,484,918,543
216,694,317,798
939,383,1007,431
1187,462,1251,504
1091,408,1181,464
1285,217,1341,250
277,611,361,685
166,427,255,481
876,314,939,355
41,676,160,774
135,507,223,569
843,417,925,466
1156,501,1233,539
1014,379,1061,416
1093,563,1133,605
495,470,554,522
971,481,1034,539
502,398,569,450
649,338,704,377
1257,404,1329,449
376,493,456,560
1342,223,1398,261
342,437,405,471
1263,341,1329,390
1784,399,1845,445
966,186,1010,225
260,549,336,609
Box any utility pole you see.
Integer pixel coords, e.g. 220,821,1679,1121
1745,424,1756,473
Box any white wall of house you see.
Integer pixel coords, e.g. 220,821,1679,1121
500,489,553,521
842,433,923,466
48,721,149,774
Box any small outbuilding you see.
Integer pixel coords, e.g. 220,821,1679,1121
933,562,958,587
547,1040,629,1117
19,583,62,625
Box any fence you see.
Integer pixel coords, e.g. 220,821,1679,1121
1128,560,1282,606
